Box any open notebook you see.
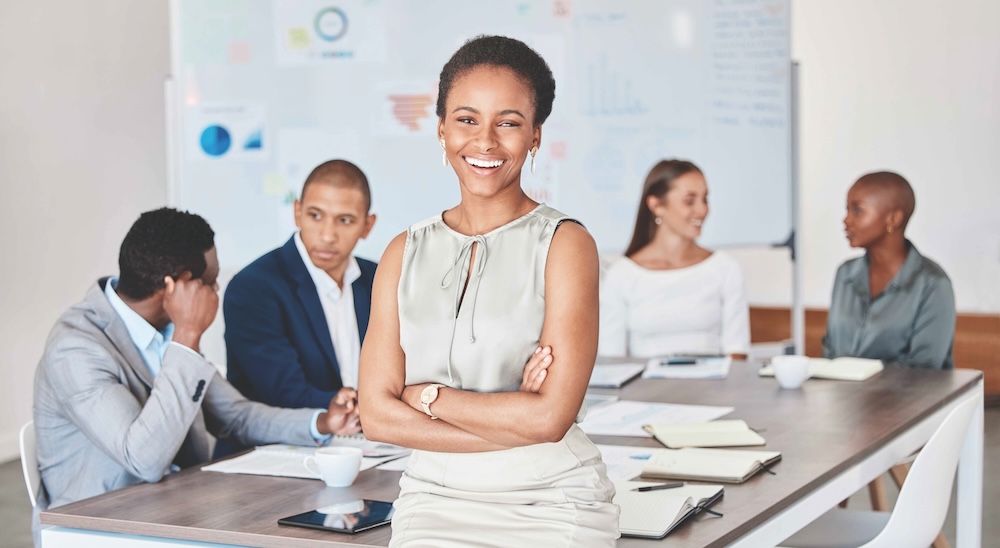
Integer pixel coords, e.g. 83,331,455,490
641,447,781,484
614,480,724,539
202,438,410,479
643,420,766,449
758,357,883,381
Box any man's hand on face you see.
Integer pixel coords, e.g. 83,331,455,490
317,387,362,436
163,272,219,353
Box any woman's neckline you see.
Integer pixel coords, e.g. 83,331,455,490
623,251,717,273
438,202,545,238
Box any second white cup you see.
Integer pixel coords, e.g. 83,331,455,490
771,355,811,389
304,447,364,487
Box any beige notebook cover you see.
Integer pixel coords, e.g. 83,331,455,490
641,447,781,484
758,357,883,381
643,420,766,449
613,480,724,538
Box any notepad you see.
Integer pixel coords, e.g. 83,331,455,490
614,480,724,539
758,357,883,381
202,439,410,479
589,363,645,388
641,447,781,483
643,420,766,449
643,356,732,380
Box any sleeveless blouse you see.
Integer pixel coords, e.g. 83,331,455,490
398,204,571,392
390,203,619,547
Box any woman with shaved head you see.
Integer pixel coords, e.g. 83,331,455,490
822,171,956,369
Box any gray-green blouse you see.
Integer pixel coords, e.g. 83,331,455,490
822,241,956,369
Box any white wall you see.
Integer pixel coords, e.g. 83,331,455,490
0,1,170,462
732,0,1000,311
1,0,998,463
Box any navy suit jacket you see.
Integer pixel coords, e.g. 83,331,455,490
223,236,377,410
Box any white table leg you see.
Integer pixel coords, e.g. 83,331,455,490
956,379,984,548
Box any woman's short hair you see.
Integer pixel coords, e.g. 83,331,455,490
436,35,556,126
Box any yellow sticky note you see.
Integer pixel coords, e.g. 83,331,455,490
263,173,287,197
288,28,310,50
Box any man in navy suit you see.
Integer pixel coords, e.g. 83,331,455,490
222,160,377,453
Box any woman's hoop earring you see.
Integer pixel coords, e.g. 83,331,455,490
440,139,449,167
530,147,538,175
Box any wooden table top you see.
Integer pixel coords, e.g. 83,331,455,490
41,364,983,548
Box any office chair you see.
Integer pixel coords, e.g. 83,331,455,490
19,420,40,508
779,393,980,548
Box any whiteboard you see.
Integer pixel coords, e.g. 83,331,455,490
169,0,791,272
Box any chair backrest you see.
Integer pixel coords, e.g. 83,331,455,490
862,394,981,548
19,420,40,508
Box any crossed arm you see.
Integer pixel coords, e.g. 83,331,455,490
358,222,600,452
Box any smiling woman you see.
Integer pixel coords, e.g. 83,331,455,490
598,159,751,360
358,35,619,546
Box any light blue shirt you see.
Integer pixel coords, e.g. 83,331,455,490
104,277,175,378
104,278,329,442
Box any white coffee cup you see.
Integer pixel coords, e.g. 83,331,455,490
304,447,364,487
771,355,811,389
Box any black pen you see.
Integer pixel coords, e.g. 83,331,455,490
632,482,685,492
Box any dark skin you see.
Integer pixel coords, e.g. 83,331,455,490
843,180,909,299
116,246,358,436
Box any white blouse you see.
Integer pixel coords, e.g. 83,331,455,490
598,251,750,358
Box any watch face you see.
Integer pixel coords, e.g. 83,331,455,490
420,385,438,404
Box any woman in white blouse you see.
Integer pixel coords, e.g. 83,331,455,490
599,159,750,359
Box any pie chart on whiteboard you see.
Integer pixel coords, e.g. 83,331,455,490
200,125,231,157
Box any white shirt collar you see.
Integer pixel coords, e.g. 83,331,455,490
293,232,361,299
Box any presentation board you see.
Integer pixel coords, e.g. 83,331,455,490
169,0,791,272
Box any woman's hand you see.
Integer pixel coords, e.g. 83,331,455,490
520,346,553,393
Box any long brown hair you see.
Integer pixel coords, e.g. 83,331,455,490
624,159,703,257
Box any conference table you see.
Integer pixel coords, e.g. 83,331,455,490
40,363,984,547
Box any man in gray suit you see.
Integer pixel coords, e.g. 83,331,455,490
33,208,361,517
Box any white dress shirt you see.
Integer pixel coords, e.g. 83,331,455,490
294,232,362,389
598,251,750,358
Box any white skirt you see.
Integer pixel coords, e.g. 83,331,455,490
389,424,620,547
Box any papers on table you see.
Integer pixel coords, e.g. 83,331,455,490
202,440,411,479
589,363,645,388
583,393,620,411
579,400,734,437
643,356,732,380
376,454,411,472
596,444,660,481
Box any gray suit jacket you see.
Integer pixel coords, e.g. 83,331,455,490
33,278,317,511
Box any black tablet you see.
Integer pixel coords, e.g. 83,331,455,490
278,499,394,534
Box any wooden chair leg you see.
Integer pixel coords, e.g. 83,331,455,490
888,462,910,489
867,475,889,511
932,532,951,548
